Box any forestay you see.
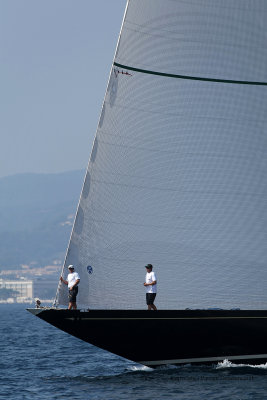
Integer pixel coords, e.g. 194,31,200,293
56,0,267,309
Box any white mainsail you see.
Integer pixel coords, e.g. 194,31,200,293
57,0,267,309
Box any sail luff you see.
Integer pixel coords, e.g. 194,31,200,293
56,0,130,307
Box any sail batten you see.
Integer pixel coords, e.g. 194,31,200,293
114,62,267,86
57,0,267,310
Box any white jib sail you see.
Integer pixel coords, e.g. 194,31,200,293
57,0,267,310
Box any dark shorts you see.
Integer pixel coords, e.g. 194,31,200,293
69,286,78,302
146,293,156,305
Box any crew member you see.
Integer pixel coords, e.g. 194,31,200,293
60,265,80,310
144,264,157,310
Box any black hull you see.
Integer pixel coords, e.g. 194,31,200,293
28,309,267,367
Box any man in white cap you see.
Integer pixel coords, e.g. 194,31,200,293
60,265,80,310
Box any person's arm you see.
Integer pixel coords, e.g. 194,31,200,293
144,272,157,286
144,280,157,286
60,276,68,285
70,279,80,290
144,275,157,286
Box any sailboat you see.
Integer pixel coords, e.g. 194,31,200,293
28,0,267,367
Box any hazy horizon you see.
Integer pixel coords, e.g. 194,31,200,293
1,0,126,179
0,167,85,180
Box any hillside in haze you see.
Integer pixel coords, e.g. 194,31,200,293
0,170,85,268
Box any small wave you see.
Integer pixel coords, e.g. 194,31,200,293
127,363,192,373
216,359,267,369
128,365,153,372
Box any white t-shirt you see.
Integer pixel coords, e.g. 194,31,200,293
67,271,80,288
145,271,157,293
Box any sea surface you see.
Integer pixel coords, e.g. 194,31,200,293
1,304,267,400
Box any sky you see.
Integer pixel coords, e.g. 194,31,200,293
0,0,126,178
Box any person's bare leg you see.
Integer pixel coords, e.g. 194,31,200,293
73,302,77,310
151,304,157,310
68,302,73,310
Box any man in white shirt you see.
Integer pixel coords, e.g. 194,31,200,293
144,264,157,310
60,265,80,310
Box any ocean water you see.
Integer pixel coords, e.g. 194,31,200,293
1,304,267,400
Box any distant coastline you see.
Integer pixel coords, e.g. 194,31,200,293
0,169,84,268
0,298,53,305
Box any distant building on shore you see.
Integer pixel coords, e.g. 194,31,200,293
0,278,33,302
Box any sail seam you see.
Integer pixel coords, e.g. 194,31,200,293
123,23,267,53
104,99,267,124
91,178,265,198
96,135,263,161
114,62,267,86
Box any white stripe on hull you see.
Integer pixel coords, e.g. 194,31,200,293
65,316,267,321
140,354,267,366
